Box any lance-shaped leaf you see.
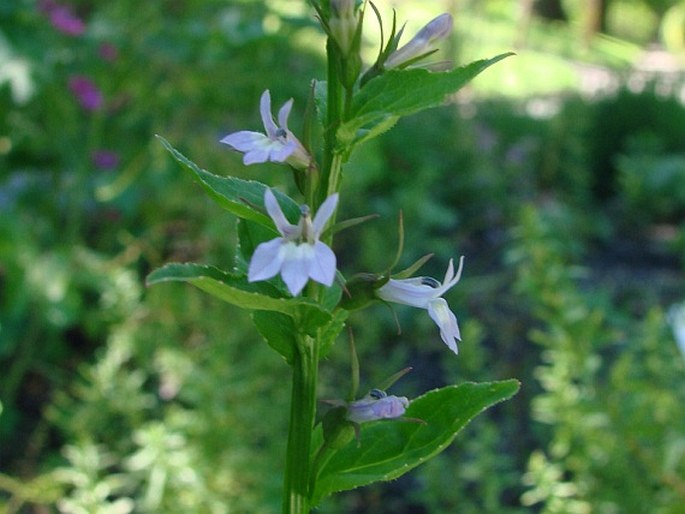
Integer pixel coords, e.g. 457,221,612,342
146,263,331,334
311,379,520,505
337,54,513,147
157,136,300,229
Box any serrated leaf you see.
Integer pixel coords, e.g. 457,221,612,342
146,263,331,334
349,115,399,148
252,311,297,365
311,379,520,504
157,135,300,228
338,54,513,146
319,309,349,359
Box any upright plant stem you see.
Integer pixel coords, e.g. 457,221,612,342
283,335,319,514
321,39,343,204
283,27,342,514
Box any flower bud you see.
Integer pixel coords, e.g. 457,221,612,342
330,0,358,56
346,390,409,424
384,13,453,70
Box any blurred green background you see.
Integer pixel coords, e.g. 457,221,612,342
2,0,685,512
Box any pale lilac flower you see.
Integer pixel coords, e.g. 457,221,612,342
248,189,338,296
220,90,311,169
68,75,103,111
346,389,409,424
378,257,464,354
385,13,453,70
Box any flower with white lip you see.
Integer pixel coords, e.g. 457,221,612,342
345,388,409,424
377,257,464,354
248,189,338,296
220,90,311,169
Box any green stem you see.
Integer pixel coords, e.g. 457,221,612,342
282,334,319,514
326,152,345,201
321,39,343,206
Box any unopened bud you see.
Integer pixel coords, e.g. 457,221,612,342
346,390,409,424
330,0,358,56
384,13,453,70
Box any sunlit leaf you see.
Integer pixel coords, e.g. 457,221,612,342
311,379,520,504
338,54,513,147
146,263,331,334
157,136,300,228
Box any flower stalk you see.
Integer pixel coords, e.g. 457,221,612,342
283,334,319,514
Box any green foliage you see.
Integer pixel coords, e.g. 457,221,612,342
2,0,685,513
147,262,332,332
338,54,513,149
587,86,685,199
511,202,685,513
617,146,685,224
157,136,301,230
312,380,519,504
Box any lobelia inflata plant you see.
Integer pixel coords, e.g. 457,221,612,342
147,1,519,513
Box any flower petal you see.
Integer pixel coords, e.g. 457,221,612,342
270,139,296,163
220,131,269,152
427,298,460,354
441,256,464,290
264,189,298,238
280,243,310,296
308,241,336,286
243,147,273,165
259,90,279,138
248,238,285,282
312,193,339,237
277,98,294,131
377,278,434,308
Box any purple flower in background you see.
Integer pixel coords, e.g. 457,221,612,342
99,43,119,62
91,150,120,170
69,75,103,111
40,1,85,36
346,389,409,424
